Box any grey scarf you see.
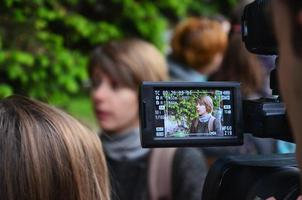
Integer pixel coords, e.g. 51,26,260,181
101,128,150,161
199,113,212,123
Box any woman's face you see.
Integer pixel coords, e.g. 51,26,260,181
90,69,139,134
196,103,207,115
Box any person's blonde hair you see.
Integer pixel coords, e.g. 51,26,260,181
171,17,228,72
88,38,168,90
0,95,110,200
197,95,214,113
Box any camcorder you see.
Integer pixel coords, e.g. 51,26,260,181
139,0,300,199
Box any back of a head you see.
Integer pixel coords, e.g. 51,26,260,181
0,95,109,200
88,38,168,90
170,17,228,73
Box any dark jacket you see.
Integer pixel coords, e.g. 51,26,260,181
106,148,208,200
190,117,223,136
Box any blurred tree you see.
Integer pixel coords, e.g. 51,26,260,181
0,0,239,106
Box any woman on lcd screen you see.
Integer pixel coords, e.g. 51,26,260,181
190,95,223,136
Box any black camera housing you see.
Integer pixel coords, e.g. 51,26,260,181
242,98,292,142
202,153,300,200
241,0,292,141
242,0,277,55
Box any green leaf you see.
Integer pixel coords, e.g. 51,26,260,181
13,9,26,22
65,79,78,93
0,52,5,64
0,84,13,98
37,7,60,20
35,19,47,29
8,64,24,80
37,55,50,68
4,0,16,7
64,14,94,37
11,51,34,66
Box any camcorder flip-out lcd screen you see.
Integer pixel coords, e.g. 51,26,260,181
140,82,243,147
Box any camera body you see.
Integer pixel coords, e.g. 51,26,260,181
241,0,293,142
242,0,277,55
202,153,300,200
139,0,300,199
206,0,300,199
140,81,293,147
242,98,292,141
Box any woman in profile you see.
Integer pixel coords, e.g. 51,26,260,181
88,38,207,200
190,95,223,136
0,95,110,200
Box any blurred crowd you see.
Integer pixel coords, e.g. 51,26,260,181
1,0,301,200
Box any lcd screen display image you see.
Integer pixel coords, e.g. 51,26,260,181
140,82,242,147
153,89,234,140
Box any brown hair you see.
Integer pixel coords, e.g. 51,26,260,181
210,34,265,98
280,0,302,56
0,95,110,200
88,38,168,90
170,17,228,72
197,95,214,113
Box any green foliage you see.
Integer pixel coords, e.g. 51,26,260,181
0,0,239,107
168,96,199,128
0,84,13,98
64,95,98,131
0,0,118,103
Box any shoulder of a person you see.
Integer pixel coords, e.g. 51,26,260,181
212,115,219,123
